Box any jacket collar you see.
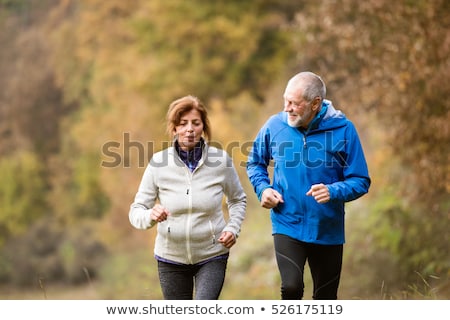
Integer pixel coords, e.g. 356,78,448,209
174,138,205,171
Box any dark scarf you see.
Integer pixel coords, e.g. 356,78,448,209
175,139,204,172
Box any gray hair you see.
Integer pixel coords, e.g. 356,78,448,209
288,71,326,102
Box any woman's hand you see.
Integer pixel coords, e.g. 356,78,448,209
150,204,170,223
218,231,236,248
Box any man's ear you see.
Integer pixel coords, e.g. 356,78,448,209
312,97,322,111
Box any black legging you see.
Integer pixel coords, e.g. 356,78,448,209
157,258,227,300
273,234,343,300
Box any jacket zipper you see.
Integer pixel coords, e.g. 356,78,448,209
185,169,193,264
175,146,204,264
301,131,309,238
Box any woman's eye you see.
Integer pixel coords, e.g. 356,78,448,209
177,121,202,127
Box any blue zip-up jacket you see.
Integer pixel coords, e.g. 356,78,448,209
246,100,370,245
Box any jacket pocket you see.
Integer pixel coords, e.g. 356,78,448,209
164,224,171,254
209,220,216,245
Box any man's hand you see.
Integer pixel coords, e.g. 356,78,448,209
306,183,330,204
261,188,284,209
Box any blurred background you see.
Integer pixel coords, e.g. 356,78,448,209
0,0,448,299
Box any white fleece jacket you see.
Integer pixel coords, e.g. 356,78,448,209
129,143,246,264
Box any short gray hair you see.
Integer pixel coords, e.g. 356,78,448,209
289,71,326,102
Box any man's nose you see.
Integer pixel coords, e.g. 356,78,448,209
284,102,292,112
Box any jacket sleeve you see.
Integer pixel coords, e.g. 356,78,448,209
327,122,371,202
222,154,247,237
246,125,273,201
129,163,158,229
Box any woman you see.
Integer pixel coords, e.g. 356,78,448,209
129,95,246,300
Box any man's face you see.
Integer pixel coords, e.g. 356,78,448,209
283,85,315,128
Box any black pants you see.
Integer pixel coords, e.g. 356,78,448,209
157,258,227,300
273,234,343,300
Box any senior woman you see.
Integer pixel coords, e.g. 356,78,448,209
129,95,246,300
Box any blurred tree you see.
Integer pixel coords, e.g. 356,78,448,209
0,0,110,285
0,151,47,246
0,217,107,286
131,0,294,102
0,0,73,158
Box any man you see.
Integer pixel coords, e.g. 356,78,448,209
246,71,370,299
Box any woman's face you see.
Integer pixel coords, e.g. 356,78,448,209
175,108,204,151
